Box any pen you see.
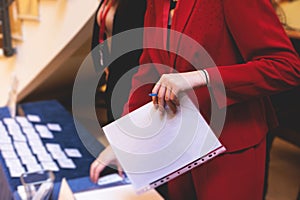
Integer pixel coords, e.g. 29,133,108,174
148,93,158,97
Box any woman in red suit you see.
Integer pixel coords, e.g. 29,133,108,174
90,0,300,199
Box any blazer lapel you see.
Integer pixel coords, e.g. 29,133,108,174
172,0,196,35
170,0,196,69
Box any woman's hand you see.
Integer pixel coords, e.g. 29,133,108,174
89,145,123,183
151,70,207,114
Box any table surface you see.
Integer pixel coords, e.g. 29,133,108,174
0,100,107,199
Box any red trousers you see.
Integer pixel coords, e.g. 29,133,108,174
168,137,266,200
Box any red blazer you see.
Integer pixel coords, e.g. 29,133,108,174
124,0,300,152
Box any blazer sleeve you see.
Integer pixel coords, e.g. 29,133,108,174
206,0,300,108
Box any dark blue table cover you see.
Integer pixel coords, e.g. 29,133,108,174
0,100,110,199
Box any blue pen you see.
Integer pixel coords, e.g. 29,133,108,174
148,93,158,97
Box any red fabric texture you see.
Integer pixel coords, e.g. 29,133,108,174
121,0,300,199
168,137,266,200
123,0,300,152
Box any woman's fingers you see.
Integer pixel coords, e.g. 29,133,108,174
166,99,177,114
157,84,166,112
89,160,97,182
151,82,160,109
117,164,124,178
165,88,178,113
90,159,106,183
153,72,201,113
152,79,180,114
89,145,122,183
170,91,180,106
93,161,106,183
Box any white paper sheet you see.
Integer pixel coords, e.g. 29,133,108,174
97,173,124,186
5,158,22,168
103,95,225,193
31,145,47,155
9,165,25,177
47,123,62,132
22,127,38,135
2,150,18,159
41,161,59,172
64,148,82,158
45,143,62,152
27,135,42,144
16,147,32,157
0,143,14,151
37,153,53,162
0,135,12,144
35,125,54,139
20,155,38,165
16,116,32,128
3,118,17,125
26,163,42,172
27,114,41,123
50,150,68,160
56,158,76,169
12,134,27,142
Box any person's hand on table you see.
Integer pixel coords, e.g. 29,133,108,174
90,145,123,183
151,70,207,114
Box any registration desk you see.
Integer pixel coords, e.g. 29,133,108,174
0,100,111,199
